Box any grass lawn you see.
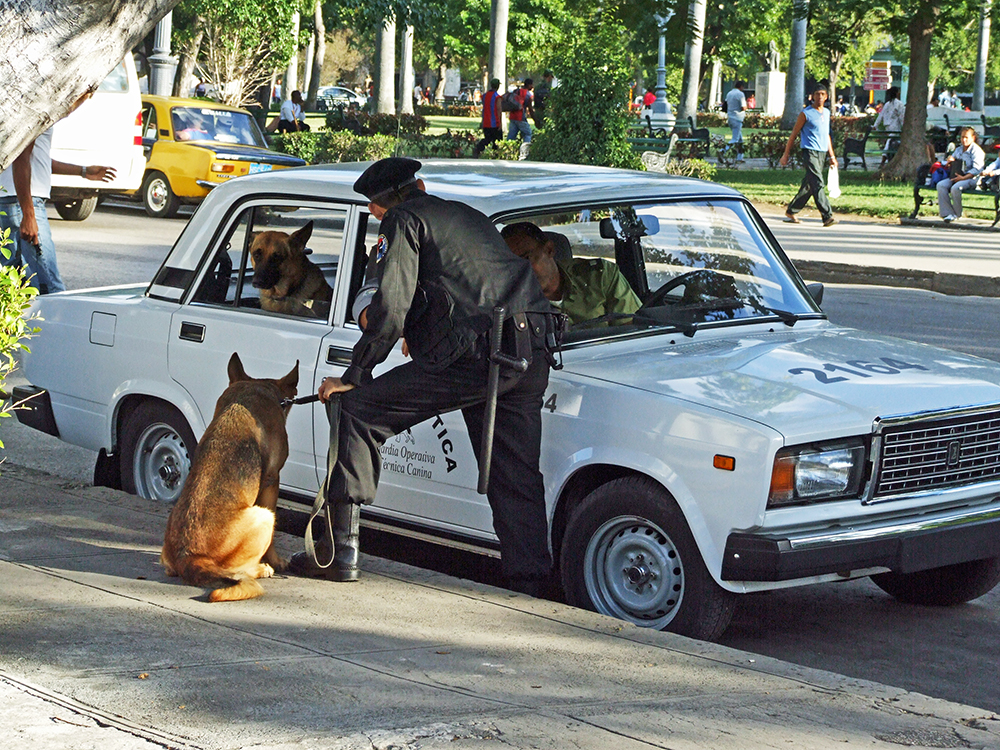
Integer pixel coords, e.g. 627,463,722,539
425,115,480,135
715,168,917,219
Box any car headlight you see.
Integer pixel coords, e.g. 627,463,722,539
768,439,866,507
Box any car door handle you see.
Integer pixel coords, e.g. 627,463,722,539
327,346,353,366
179,322,205,342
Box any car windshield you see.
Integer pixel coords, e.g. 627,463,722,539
502,199,821,342
171,107,266,147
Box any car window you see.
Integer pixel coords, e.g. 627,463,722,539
97,63,129,93
170,107,266,147
503,199,819,341
141,104,158,141
191,203,347,323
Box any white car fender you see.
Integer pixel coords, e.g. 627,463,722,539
107,377,207,451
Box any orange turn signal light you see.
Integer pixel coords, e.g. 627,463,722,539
713,454,735,471
769,456,796,502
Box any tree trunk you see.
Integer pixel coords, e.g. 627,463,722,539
435,61,447,104
399,22,415,115
0,0,181,170
283,10,300,98
303,32,315,97
489,0,509,88
708,59,722,109
973,0,991,111
878,1,940,180
677,0,707,125
827,53,843,104
307,0,325,108
376,16,396,114
172,17,205,98
782,0,809,130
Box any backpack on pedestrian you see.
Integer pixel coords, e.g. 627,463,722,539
500,90,523,112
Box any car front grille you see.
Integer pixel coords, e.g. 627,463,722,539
874,407,1000,498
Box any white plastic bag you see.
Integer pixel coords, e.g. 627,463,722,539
827,162,842,199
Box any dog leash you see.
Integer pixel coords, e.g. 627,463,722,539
280,393,320,408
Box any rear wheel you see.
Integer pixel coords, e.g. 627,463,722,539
119,401,196,502
560,476,735,641
141,171,180,219
53,196,98,221
870,558,1000,606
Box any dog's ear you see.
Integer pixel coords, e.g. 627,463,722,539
289,221,314,254
228,352,249,384
278,360,299,392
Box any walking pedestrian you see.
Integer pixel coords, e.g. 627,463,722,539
724,80,747,162
780,83,838,227
473,78,503,156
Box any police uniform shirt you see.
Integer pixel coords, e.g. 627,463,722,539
342,191,551,385
555,257,641,325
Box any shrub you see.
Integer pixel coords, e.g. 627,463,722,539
744,112,781,130
269,131,322,163
482,139,523,161
746,131,801,169
397,131,479,159
323,110,428,136
316,131,397,163
529,7,641,170
0,221,40,453
270,131,396,164
659,158,717,181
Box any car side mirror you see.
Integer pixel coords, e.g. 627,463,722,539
806,282,824,305
599,217,616,239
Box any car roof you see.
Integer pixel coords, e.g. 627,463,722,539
142,95,251,115
222,159,743,218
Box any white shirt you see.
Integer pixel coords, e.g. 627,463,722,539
0,128,53,199
874,99,905,132
725,88,746,122
280,99,302,123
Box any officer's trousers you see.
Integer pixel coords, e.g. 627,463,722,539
329,344,552,581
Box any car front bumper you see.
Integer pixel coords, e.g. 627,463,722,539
721,499,1000,581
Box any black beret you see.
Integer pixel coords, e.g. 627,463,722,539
353,157,422,200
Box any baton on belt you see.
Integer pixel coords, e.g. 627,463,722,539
478,305,529,495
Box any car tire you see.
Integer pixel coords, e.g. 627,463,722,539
870,557,1000,606
142,171,180,219
119,401,196,502
53,196,98,221
560,476,735,641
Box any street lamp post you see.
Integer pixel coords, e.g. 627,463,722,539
650,11,676,130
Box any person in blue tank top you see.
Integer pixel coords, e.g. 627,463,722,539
780,83,838,227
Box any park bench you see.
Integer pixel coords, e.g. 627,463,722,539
629,115,710,158
911,163,1000,225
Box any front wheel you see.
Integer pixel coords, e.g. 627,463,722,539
870,558,1000,606
560,476,735,641
141,171,180,219
119,401,196,502
54,196,98,221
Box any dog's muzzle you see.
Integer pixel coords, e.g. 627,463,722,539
251,259,282,289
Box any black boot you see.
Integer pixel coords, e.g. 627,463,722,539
330,502,360,582
288,503,361,582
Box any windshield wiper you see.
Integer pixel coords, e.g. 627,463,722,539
756,306,800,326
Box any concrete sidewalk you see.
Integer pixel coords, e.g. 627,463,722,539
2,464,999,750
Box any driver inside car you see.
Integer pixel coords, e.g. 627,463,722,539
501,221,641,326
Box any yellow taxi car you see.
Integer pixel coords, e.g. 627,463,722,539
138,95,306,218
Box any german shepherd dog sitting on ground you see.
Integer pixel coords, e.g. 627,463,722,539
250,220,333,317
161,353,298,602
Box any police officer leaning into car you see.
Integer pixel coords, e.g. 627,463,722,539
289,157,557,596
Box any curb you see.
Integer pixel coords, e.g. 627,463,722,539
793,259,1000,298
901,216,1000,232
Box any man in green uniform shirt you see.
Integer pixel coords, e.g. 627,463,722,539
501,221,641,325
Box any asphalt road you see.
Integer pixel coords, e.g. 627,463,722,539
5,200,1000,714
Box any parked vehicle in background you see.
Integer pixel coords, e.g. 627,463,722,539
136,95,306,218
315,86,367,111
49,55,145,221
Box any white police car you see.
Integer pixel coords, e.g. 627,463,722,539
16,161,1000,640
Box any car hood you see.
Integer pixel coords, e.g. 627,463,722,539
566,323,1000,441
188,143,306,166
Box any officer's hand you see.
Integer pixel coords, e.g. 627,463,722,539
319,377,355,402
401,338,409,358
